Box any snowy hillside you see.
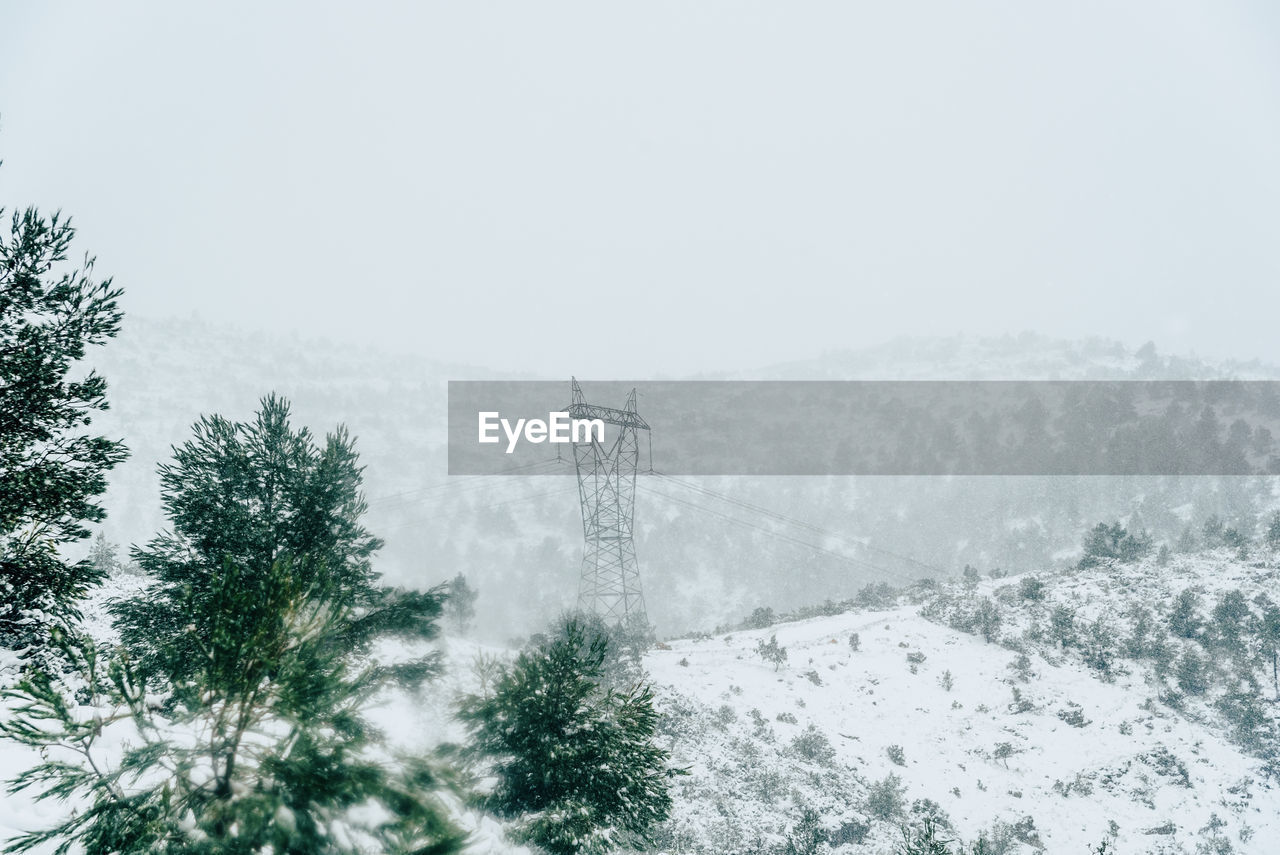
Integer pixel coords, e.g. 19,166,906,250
639,549,1280,854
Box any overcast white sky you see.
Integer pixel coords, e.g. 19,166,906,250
2,2,1278,376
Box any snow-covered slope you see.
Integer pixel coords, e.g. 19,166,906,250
640,551,1280,854
645,612,1261,852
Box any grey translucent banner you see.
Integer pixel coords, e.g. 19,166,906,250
447,380,1280,476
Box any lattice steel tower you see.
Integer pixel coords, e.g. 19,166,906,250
568,377,649,625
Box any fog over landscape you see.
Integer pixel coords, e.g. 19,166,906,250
4,4,1280,855
73,321,1280,641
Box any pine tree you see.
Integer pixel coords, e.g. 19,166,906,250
756,634,789,670
1017,576,1045,602
1267,513,1280,551
1202,515,1226,548
1,557,466,855
1169,589,1203,640
87,531,120,577
1081,617,1116,677
0,196,128,646
1216,686,1272,755
458,619,679,855
112,395,443,685
1210,589,1251,657
2,397,466,854
1078,521,1151,569
897,819,953,855
1124,605,1157,659
974,597,1002,644
746,606,777,629
1049,604,1077,648
782,808,828,855
1175,648,1211,696
552,610,652,690
1255,596,1280,701
444,573,478,634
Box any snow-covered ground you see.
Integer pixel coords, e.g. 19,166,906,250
641,551,1280,854
648,608,1270,853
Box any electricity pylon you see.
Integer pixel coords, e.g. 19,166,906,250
568,377,649,626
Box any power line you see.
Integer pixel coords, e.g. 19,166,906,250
639,483,922,586
363,451,940,588
648,471,946,577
